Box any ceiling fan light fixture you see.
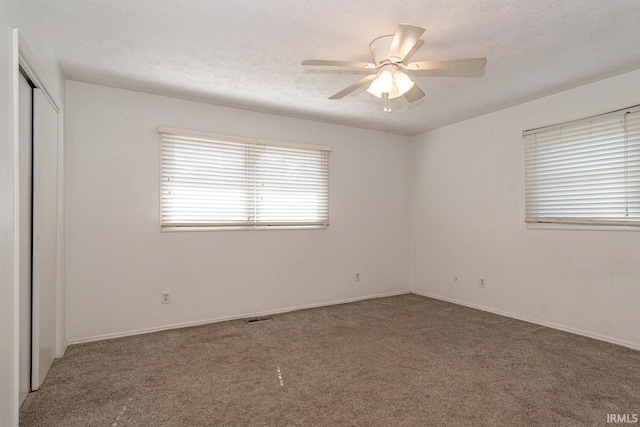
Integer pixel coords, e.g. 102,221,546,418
377,70,394,93
394,70,414,94
366,78,383,98
367,67,413,103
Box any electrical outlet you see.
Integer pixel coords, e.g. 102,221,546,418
479,278,485,288
355,272,360,282
161,291,171,304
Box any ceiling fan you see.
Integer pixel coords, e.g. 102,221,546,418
302,24,487,112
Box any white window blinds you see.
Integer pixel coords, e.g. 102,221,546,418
159,127,331,228
524,106,640,226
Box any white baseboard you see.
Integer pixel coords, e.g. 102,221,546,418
56,340,69,358
67,290,411,346
411,290,640,351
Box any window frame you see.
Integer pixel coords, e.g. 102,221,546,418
523,105,640,230
158,127,331,231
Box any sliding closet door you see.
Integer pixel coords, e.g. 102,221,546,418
31,88,58,390
18,72,33,406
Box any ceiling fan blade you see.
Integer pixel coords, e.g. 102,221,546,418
329,74,377,99
404,57,487,71
401,39,424,64
388,24,426,62
302,59,376,69
403,84,425,103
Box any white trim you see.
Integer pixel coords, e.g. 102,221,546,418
410,290,640,351
67,290,409,345
161,225,328,232
55,108,65,358
57,341,68,358
11,27,20,427
17,34,62,112
57,287,640,354
527,222,640,232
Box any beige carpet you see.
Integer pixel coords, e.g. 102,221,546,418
20,294,640,426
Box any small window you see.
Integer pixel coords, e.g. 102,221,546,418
159,127,331,229
524,106,640,227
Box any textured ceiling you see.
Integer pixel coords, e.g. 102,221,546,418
28,0,640,136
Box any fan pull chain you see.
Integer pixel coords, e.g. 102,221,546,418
383,92,391,113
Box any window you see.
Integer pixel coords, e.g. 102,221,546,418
524,106,640,227
159,127,331,229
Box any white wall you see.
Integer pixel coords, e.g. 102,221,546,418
0,1,63,425
65,81,411,342
410,68,640,349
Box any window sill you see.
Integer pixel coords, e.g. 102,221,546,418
161,225,329,233
526,222,640,232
